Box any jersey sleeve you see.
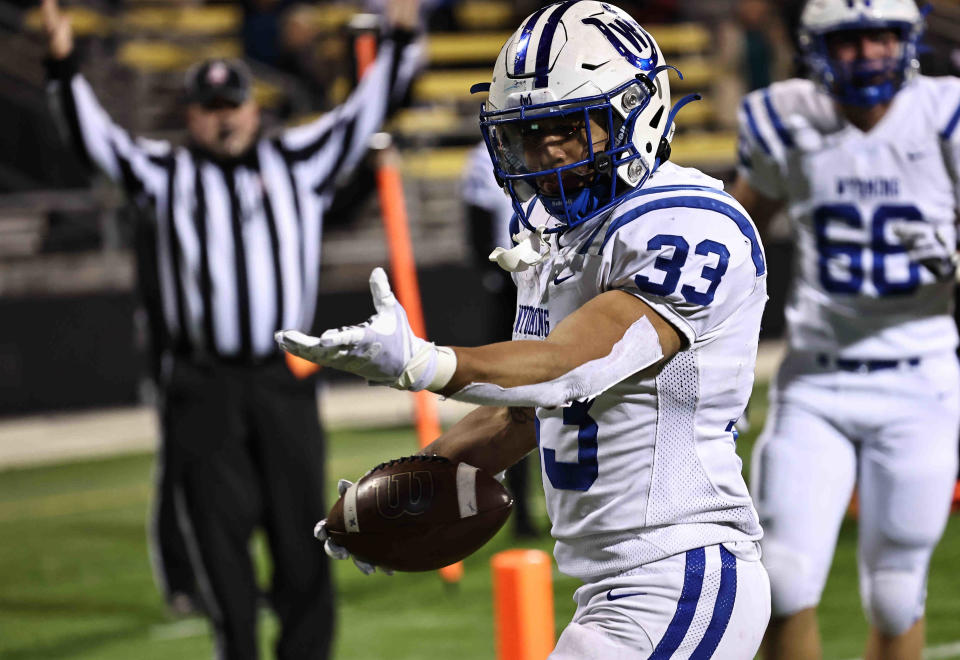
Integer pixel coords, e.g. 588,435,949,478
600,200,766,345
46,54,172,196
735,86,791,200
279,30,422,189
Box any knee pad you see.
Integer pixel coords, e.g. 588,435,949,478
861,568,925,636
761,540,823,617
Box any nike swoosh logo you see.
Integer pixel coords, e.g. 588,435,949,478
606,590,647,601
553,273,574,286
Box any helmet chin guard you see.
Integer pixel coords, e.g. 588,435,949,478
476,1,698,234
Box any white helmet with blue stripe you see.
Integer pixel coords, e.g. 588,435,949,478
799,0,923,107
476,1,698,233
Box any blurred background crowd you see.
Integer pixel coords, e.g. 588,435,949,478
0,0,959,415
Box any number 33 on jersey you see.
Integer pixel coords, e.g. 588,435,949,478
510,162,766,581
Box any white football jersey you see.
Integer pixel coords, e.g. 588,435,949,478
512,163,766,581
738,76,960,358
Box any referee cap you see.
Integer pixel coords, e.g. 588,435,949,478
183,58,252,107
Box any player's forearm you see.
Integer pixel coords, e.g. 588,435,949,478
441,339,588,394
437,291,681,397
419,406,536,474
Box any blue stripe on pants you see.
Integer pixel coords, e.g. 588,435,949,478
649,547,706,659
690,546,739,659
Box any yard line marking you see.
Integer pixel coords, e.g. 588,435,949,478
925,641,960,659
843,640,960,660
150,618,208,641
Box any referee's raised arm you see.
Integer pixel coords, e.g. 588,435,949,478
42,0,171,196
277,0,424,187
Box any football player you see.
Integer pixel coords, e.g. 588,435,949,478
731,1,960,658
279,2,772,656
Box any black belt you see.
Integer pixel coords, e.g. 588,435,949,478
816,354,920,373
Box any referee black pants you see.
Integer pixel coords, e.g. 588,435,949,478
162,357,333,660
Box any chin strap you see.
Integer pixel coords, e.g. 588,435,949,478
489,225,551,273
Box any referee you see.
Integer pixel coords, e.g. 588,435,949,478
41,0,421,657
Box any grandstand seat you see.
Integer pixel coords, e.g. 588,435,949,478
647,23,711,55
454,1,514,30
670,131,738,168
23,5,109,38
120,6,242,38
117,39,243,73
289,3,364,34
426,32,511,66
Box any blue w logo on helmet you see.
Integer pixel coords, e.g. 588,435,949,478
581,16,658,71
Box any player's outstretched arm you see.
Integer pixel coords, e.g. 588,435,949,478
277,267,683,408
441,290,682,396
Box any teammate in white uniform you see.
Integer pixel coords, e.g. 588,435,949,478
731,1,960,658
280,2,771,656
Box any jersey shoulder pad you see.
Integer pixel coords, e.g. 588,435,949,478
601,190,764,275
740,79,839,158
597,191,766,343
914,76,960,142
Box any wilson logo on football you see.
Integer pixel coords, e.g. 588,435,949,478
373,471,434,519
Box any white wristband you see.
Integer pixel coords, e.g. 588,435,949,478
427,346,457,392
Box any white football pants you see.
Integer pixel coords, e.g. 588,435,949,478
752,350,959,635
550,542,770,659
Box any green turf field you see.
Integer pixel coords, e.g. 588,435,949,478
1,386,958,659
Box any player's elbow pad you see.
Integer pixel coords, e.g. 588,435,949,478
448,316,665,408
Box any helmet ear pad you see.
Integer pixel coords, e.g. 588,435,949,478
609,73,672,190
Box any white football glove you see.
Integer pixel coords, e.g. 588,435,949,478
314,478,393,576
890,222,960,282
275,268,456,391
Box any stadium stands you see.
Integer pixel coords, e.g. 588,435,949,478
0,0,767,411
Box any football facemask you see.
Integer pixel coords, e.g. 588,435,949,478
477,1,699,234
799,0,923,107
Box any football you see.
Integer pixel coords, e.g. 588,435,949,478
324,455,513,571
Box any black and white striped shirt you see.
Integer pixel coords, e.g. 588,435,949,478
47,33,419,363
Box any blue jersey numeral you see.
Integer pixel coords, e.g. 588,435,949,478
814,203,923,296
682,240,730,305
633,234,730,305
540,399,599,492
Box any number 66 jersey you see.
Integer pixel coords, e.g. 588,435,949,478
511,162,767,582
738,76,960,358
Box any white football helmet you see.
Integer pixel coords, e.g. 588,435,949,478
476,1,698,232
799,0,923,107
